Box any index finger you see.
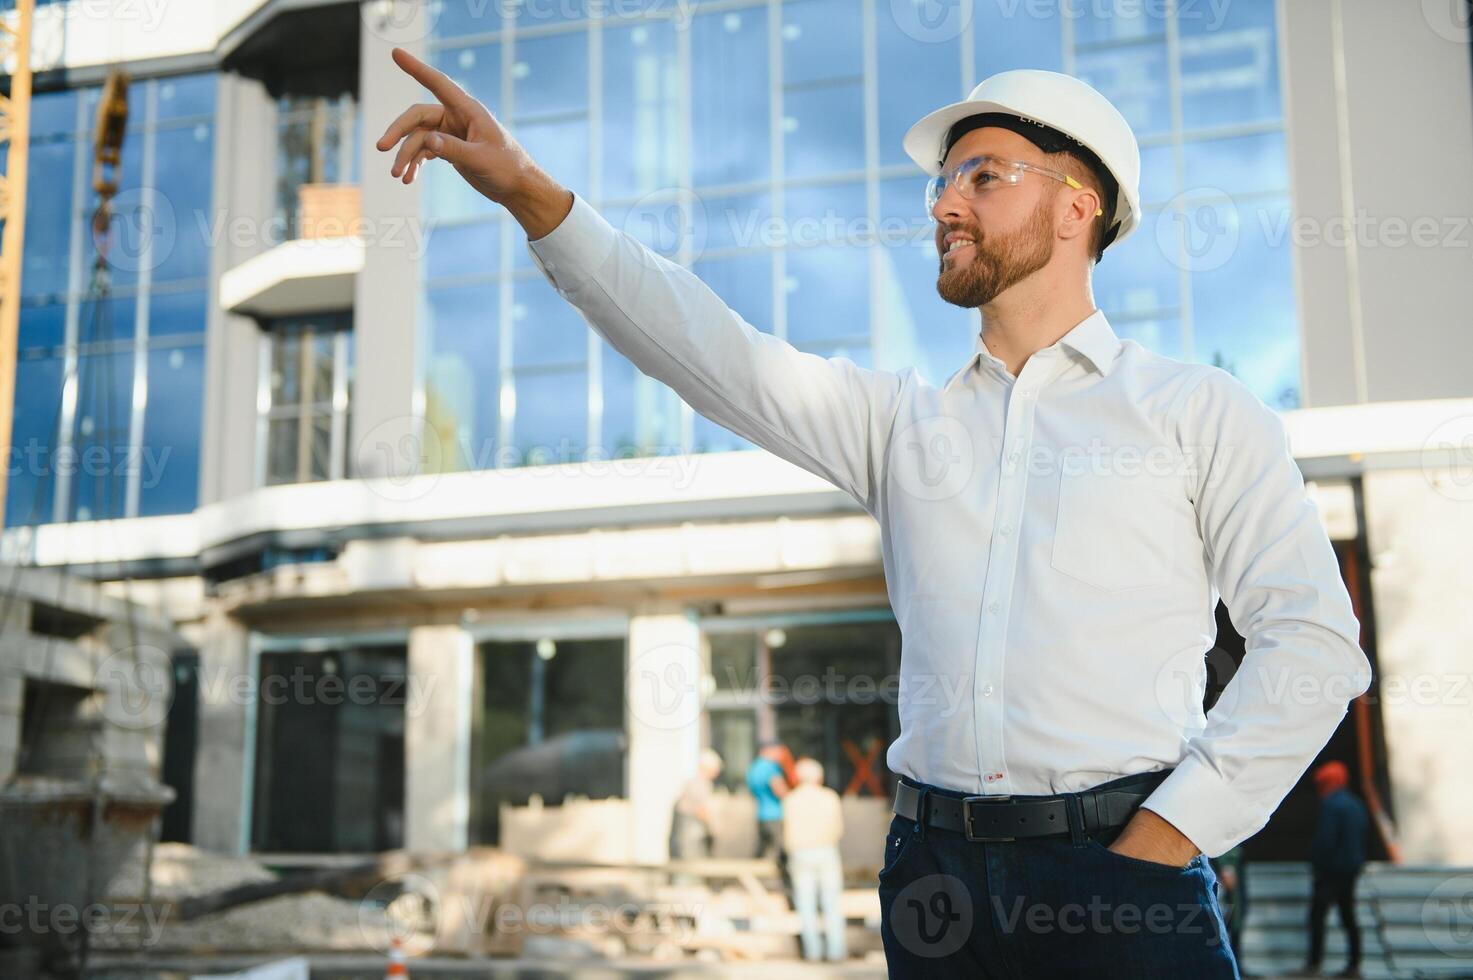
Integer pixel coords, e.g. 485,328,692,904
391,46,474,111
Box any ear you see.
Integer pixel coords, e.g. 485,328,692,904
1055,184,1100,247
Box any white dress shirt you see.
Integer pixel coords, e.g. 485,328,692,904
527,191,1373,859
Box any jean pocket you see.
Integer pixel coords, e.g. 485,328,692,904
1084,836,1202,876
878,815,919,882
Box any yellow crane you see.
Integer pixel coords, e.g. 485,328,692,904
0,0,35,525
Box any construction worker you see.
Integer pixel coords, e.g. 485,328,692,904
377,50,1370,979
783,757,847,962
1302,760,1369,978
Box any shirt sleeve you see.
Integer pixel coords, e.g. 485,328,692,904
525,191,906,515
1138,367,1373,859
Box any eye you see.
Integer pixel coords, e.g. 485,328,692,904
969,169,1000,189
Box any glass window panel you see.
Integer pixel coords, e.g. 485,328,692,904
22,138,76,298
1138,143,1176,205
781,0,863,86
424,282,500,471
510,367,588,464
435,41,501,115
785,245,869,346
783,82,865,181
601,20,681,200
1182,131,1288,196
271,331,302,406
602,194,693,261
152,123,215,282
86,130,149,290
432,0,505,38
878,7,961,167
513,0,594,27
1075,44,1171,139
75,295,137,346
1179,23,1281,129
691,7,770,187
698,191,774,253
266,417,300,486
426,220,501,281
6,355,63,526
156,73,216,120
148,289,209,338
1072,2,1165,46
784,181,866,242
1190,195,1299,409
309,412,334,481
1093,206,1180,319
19,300,67,351
139,342,204,516
511,276,587,368
512,32,588,118
68,350,134,522
973,1,1063,75
599,341,684,458
31,89,79,138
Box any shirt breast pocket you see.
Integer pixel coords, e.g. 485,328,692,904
1050,471,1185,592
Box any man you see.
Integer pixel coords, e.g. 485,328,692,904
1303,760,1370,978
746,742,792,866
783,758,847,963
669,748,723,866
378,51,1372,978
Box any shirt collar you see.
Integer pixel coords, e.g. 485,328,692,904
944,309,1122,391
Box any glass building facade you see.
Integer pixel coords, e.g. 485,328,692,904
10,74,215,526
418,0,1297,477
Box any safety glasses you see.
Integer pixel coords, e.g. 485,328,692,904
925,154,1105,219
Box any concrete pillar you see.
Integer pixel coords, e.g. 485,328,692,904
190,612,252,854
625,608,703,864
405,624,474,851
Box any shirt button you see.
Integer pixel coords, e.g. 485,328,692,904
1000,523,1013,535
1008,451,1020,463
982,684,994,697
988,600,1000,613
1021,388,1034,398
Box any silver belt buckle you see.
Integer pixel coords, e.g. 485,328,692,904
963,795,1015,842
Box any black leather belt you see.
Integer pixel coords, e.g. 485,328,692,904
893,768,1173,843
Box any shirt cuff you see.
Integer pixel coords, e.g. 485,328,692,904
525,190,618,296
1138,754,1254,859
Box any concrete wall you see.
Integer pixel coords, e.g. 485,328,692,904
1364,467,1473,864
405,624,474,851
1281,0,1473,408
189,611,252,853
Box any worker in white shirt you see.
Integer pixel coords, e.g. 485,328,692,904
783,758,847,963
378,49,1372,979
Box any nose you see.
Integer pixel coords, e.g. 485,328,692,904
931,176,968,225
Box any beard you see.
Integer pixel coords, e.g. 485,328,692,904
935,193,1055,308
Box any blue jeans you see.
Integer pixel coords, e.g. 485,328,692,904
878,775,1241,979
790,845,847,961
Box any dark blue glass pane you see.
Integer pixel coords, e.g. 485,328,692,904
781,0,863,86
425,282,501,470
76,296,138,346
783,82,865,181
691,7,770,187
32,89,78,138
154,123,215,283
1189,195,1298,408
6,355,63,526
1075,43,1171,139
19,300,67,351
974,1,1063,75
68,350,134,522
426,220,501,280
85,130,148,290
511,367,588,464
22,138,76,298
512,32,588,117
148,289,208,338
1182,131,1288,196
139,343,204,516
511,275,587,368
156,73,216,120
878,4,962,167
600,20,681,200
599,339,683,458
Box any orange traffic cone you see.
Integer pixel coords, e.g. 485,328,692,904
385,935,409,978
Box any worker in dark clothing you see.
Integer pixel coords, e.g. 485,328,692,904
1303,760,1369,978
1211,843,1248,963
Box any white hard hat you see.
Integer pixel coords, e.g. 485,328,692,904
903,69,1142,249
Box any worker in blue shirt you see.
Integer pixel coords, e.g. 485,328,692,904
1304,760,1370,978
